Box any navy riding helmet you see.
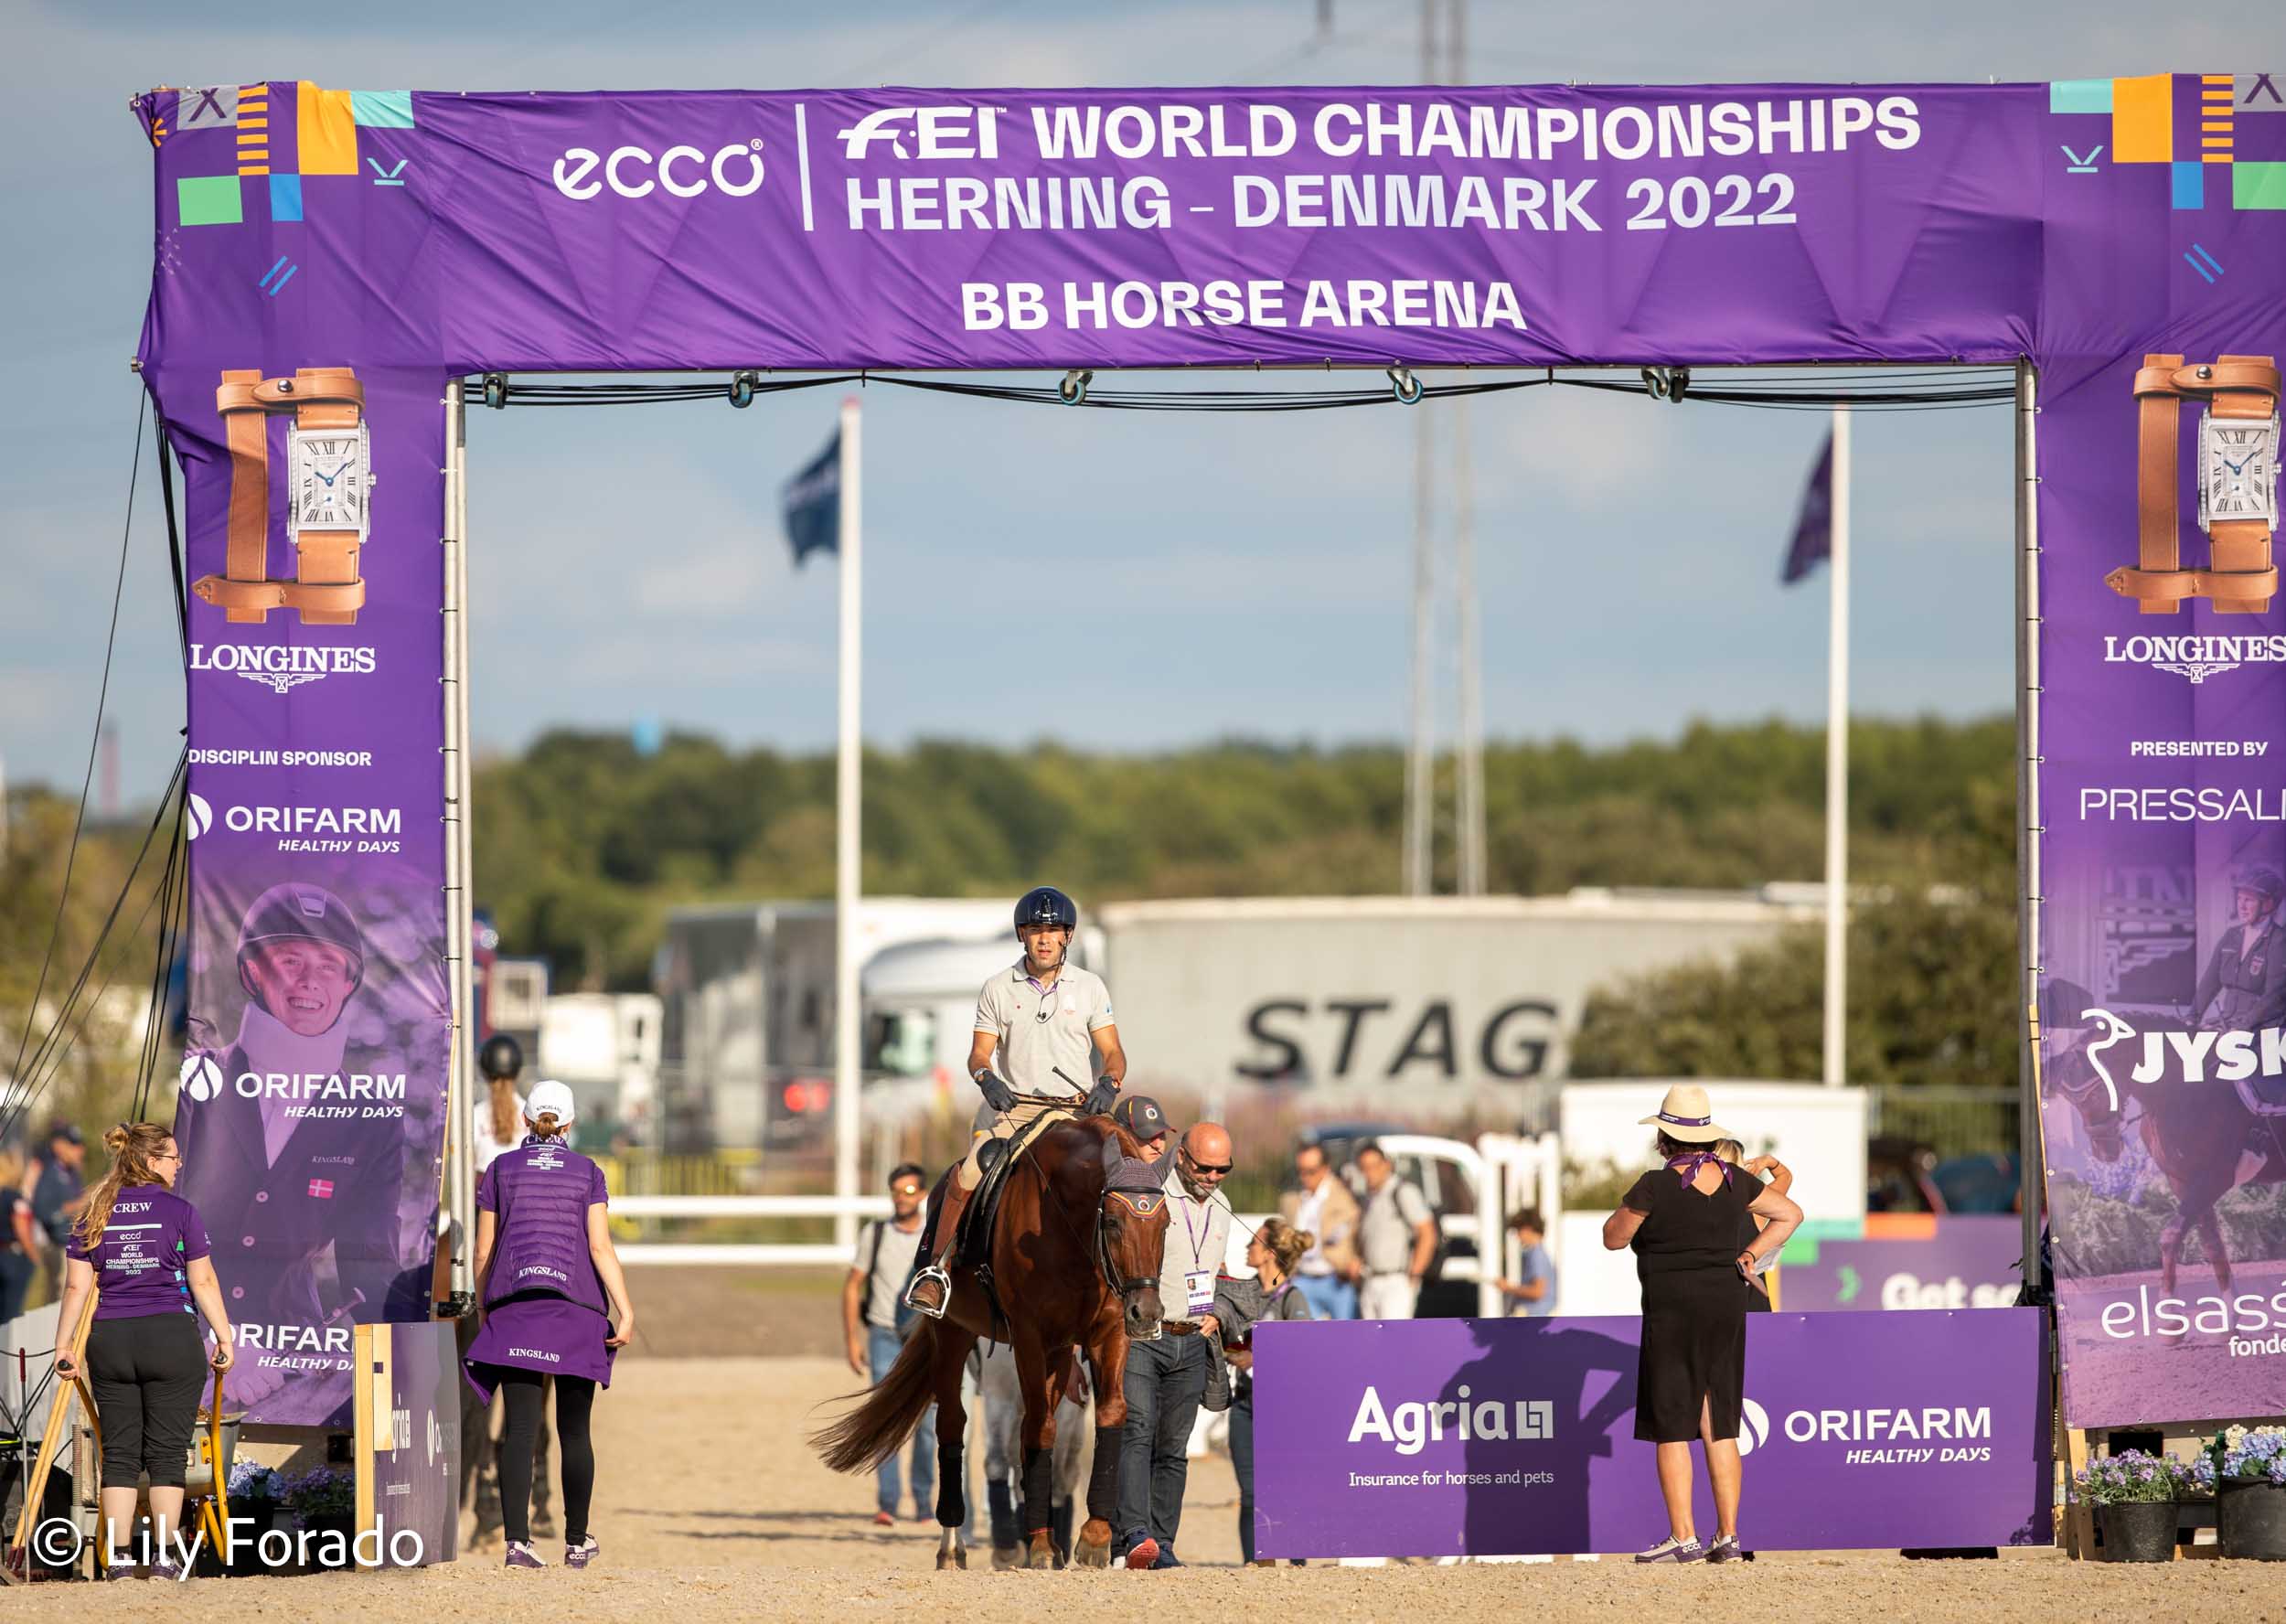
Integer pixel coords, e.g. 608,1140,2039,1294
1014,885,1079,932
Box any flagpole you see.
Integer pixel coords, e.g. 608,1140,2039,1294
833,396,863,1250
1822,405,1851,1088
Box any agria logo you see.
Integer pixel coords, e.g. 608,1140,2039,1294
552,141,766,200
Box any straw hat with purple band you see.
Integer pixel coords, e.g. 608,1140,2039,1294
1638,1084,1732,1144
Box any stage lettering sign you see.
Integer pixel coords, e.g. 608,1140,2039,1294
133,78,2286,1426
1251,1309,2052,1557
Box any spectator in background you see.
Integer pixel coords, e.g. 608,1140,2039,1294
30,1122,86,1302
1603,1086,1801,1565
0,1148,38,1322
842,1162,934,1526
1281,1143,1361,1321
1216,1216,1315,1565
1353,1142,1437,1320
1493,1207,1557,1317
1111,1095,1172,1162
1714,1141,1791,1312
475,1034,529,1172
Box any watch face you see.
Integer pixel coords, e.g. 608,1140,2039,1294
2199,411,2280,529
288,425,369,536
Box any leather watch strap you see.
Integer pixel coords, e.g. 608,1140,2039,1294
2208,355,2281,615
207,369,273,625
2103,563,2281,604
2131,353,2186,617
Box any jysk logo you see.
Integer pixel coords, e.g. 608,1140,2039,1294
189,642,377,694
2075,1007,2286,1110
552,141,765,200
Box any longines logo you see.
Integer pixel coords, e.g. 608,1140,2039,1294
189,643,377,694
2103,634,2286,684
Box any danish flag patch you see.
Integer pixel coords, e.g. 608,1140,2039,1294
307,1179,335,1199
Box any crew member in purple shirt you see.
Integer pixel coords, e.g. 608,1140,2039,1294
465,1082,636,1571
53,1122,235,1581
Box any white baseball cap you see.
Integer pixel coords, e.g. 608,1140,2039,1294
523,1080,577,1127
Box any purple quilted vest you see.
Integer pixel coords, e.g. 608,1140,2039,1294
486,1139,606,1315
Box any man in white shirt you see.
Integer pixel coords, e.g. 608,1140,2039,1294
1354,1141,1438,1320
905,886,1126,1319
1117,1121,1234,1570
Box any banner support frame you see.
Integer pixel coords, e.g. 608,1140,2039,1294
2014,358,2044,1287
440,380,475,1306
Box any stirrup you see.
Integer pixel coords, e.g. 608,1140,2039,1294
904,1264,952,1320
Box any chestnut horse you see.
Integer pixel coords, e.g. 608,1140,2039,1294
812,1115,1170,1569
2048,1009,2286,1299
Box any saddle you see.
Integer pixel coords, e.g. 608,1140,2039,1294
956,1107,1074,1271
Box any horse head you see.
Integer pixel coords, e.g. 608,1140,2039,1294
1094,1131,1170,1341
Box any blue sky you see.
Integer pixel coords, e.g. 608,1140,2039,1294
1,0,2257,807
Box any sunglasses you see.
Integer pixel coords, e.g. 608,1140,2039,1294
891,1182,924,1196
1182,1150,1232,1175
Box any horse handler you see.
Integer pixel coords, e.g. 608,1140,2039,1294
906,885,1126,1319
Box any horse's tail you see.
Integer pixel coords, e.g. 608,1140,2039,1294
810,1319,941,1475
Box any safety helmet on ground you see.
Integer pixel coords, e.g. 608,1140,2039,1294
236,881,366,1002
1013,886,1079,933
2234,865,2285,902
479,1033,524,1083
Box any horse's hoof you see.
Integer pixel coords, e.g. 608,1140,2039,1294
936,1546,967,1571
1025,1533,1056,1569
990,1544,1021,1571
1074,1524,1113,1568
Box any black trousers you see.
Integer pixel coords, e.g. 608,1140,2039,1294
1228,1386,1257,1561
484,1366,595,1546
85,1312,206,1490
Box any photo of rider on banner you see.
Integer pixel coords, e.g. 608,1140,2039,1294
2044,844,2286,1427
173,858,448,1426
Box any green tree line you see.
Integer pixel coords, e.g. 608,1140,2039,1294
470,715,2018,1013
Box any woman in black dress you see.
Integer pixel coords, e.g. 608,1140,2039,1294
1603,1086,1801,1565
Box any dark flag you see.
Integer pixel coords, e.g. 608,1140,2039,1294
781,429,840,566
1781,433,1833,584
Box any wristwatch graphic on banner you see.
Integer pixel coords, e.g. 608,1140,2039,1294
2105,353,2281,615
192,367,371,626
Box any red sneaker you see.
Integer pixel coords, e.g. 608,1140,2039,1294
872,1511,895,1527
1124,1535,1159,1570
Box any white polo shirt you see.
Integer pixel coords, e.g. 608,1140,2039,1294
975,961,1116,1099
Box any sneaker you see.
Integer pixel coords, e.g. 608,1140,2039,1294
1123,1533,1159,1570
1634,1535,1704,1564
1706,1534,1743,1564
1151,1547,1184,1569
872,1511,895,1528
146,1560,186,1582
563,1537,599,1569
105,1563,140,1582
504,1540,548,1569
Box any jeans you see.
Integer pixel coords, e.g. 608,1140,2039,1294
1228,1386,1258,1561
1117,1333,1209,1549
1294,1272,1357,1321
869,1325,935,1515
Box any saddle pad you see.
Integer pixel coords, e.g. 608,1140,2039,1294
960,1107,1076,1269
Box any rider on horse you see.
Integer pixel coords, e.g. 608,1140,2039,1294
904,886,1127,1320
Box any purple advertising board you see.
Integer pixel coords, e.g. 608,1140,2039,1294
1252,1309,2051,1557
354,1320,461,1568
1779,1217,2024,1313
132,77,2286,1429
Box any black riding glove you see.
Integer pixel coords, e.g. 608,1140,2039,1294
1084,1078,1119,1117
976,1070,1017,1115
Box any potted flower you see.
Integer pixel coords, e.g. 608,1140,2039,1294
2074,1450,2184,1562
280,1466,358,1569
2211,1426,2286,1561
223,1462,283,1575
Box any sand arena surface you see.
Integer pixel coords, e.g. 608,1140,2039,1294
9,1344,2286,1621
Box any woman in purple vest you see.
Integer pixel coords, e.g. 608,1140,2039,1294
466,1082,636,1570
52,1123,235,1581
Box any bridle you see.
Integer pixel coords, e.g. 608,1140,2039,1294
1097,1190,1165,1299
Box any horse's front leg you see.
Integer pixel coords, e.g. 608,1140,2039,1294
1013,1333,1059,1568
2199,1207,2234,1295
1074,1321,1130,1566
